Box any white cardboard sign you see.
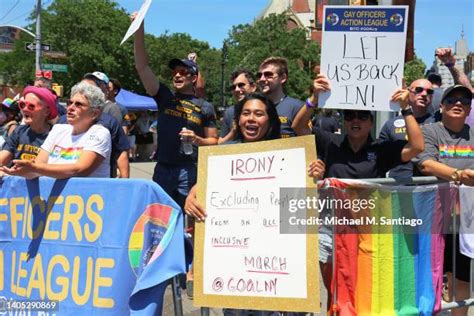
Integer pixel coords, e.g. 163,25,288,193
319,5,408,111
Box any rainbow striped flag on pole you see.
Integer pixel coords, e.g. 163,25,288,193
324,179,457,316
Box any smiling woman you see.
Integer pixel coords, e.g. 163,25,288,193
0,86,57,168
0,82,112,179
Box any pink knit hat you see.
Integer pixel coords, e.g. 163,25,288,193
22,86,58,119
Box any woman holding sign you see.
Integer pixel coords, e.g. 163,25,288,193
185,92,326,220
308,74,425,311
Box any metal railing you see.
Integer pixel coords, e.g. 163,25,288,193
168,176,473,315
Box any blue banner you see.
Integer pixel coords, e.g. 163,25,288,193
325,7,406,32
0,176,185,315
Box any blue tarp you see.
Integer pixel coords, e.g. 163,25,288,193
116,88,157,111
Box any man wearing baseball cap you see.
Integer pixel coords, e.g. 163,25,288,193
414,84,474,316
83,71,123,124
132,12,217,211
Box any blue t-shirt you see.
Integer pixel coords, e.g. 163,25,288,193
378,113,435,179
275,95,304,137
219,106,235,138
153,84,217,165
3,125,50,163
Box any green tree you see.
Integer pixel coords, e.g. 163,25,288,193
404,56,426,87
224,13,321,103
0,0,219,101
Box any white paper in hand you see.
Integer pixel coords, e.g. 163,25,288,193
120,0,153,45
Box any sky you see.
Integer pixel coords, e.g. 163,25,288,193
0,0,473,68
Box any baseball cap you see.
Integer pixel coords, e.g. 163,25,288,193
83,71,110,84
22,86,58,119
441,85,472,103
168,58,198,75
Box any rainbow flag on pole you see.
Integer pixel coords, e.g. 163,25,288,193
324,179,456,316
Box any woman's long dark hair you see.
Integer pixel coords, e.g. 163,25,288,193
233,93,281,141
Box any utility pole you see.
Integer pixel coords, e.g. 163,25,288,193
220,41,228,110
35,0,42,72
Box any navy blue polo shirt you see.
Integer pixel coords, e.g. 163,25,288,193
153,84,216,165
315,129,406,179
378,113,435,179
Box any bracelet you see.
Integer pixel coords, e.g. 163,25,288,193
400,107,413,116
451,169,463,185
305,98,316,109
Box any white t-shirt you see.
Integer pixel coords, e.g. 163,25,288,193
41,124,112,178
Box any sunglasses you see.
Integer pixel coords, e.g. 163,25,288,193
66,100,88,108
229,82,247,90
411,87,434,95
444,96,472,107
256,71,278,79
172,69,191,77
18,100,40,111
344,111,371,121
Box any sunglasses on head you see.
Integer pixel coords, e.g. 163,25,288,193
444,96,472,107
344,111,371,121
18,100,40,111
411,86,434,95
66,100,88,108
230,82,247,90
256,71,278,79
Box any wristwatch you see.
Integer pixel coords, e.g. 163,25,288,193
401,107,413,116
451,169,463,185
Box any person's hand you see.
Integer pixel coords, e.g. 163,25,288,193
435,48,456,65
179,128,198,144
391,88,410,109
312,74,331,98
130,11,138,22
0,160,37,178
184,186,206,221
460,169,474,186
308,159,326,180
188,52,197,62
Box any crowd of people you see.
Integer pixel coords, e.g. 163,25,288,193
0,14,473,315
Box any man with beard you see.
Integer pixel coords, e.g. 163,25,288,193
218,69,257,144
132,13,218,208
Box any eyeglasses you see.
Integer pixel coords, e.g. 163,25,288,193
230,82,247,90
18,100,40,111
410,86,434,95
256,71,278,79
343,111,371,121
444,96,472,107
172,69,191,77
66,100,88,108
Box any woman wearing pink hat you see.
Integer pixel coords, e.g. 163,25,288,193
0,86,57,167
1,82,111,179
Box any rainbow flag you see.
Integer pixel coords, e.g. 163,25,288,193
324,179,456,316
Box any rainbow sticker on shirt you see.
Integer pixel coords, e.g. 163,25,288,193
50,145,83,160
128,203,176,276
439,144,474,158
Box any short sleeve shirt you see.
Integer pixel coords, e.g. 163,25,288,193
275,96,304,138
153,84,217,165
41,124,112,178
378,113,435,179
414,122,474,171
3,125,49,162
219,106,235,138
